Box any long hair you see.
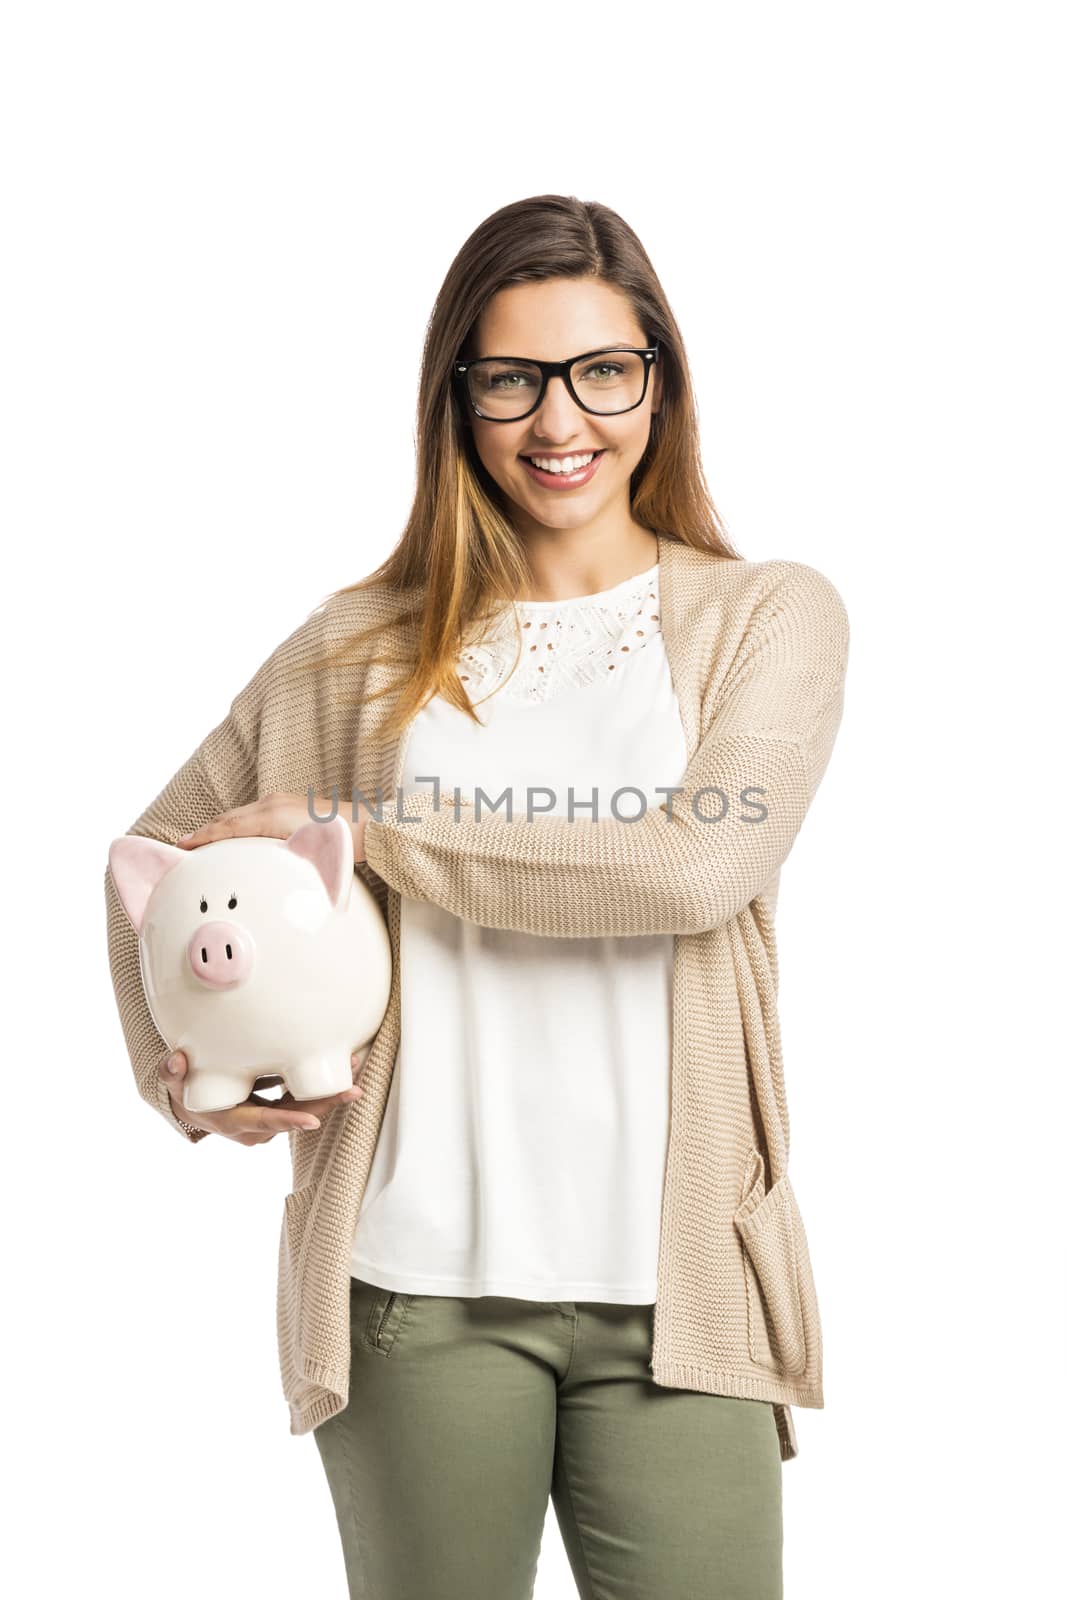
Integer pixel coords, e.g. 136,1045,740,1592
297,193,741,743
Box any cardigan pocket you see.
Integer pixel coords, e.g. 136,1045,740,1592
733,1151,810,1378
280,1185,318,1281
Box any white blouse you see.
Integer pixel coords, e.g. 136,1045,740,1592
349,562,690,1301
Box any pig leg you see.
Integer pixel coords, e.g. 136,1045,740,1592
182,1068,258,1115
284,1052,355,1103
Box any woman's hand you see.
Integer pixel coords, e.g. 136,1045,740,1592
176,791,368,862
159,1044,371,1145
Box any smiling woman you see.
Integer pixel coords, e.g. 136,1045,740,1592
453,278,666,590
459,335,658,494
104,193,848,1600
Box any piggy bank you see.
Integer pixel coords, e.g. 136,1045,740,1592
108,814,392,1114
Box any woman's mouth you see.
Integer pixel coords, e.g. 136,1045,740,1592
518,449,606,489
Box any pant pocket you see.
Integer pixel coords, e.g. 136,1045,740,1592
733,1151,811,1378
354,1280,412,1356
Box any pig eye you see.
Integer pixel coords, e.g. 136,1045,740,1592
199,897,208,913
228,893,238,909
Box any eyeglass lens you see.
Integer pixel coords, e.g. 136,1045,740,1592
466,351,648,418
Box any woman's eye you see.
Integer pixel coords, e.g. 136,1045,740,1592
228,894,238,910
199,898,208,913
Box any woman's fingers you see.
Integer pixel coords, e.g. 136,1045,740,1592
352,1043,373,1077
160,1050,190,1111
175,793,308,850
158,1050,203,1130
175,810,247,847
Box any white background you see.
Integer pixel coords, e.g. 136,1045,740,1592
3,2,1063,1595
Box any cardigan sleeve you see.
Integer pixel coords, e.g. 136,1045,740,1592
361,564,849,938
103,672,263,1142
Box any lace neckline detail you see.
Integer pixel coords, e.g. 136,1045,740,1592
458,563,662,704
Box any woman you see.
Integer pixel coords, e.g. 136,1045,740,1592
105,194,849,1600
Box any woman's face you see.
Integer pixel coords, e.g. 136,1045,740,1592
462,276,661,541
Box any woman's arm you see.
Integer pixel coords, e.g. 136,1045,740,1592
360,564,849,939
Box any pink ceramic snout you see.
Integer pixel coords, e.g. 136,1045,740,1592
187,921,255,989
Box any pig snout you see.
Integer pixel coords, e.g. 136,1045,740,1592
187,921,255,989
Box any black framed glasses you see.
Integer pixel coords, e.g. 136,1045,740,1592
454,342,659,422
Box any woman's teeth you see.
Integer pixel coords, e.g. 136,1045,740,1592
526,451,597,475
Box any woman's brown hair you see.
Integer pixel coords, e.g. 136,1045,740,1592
297,193,741,743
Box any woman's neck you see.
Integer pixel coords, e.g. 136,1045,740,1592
513,528,659,604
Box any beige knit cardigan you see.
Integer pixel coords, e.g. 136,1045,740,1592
104,532,849,1463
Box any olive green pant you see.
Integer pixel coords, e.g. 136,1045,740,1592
313,1274,783,1600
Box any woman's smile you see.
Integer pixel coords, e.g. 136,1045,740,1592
518,447,606,489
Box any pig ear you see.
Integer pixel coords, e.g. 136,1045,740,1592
284,815,353,908
108,835,188,934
